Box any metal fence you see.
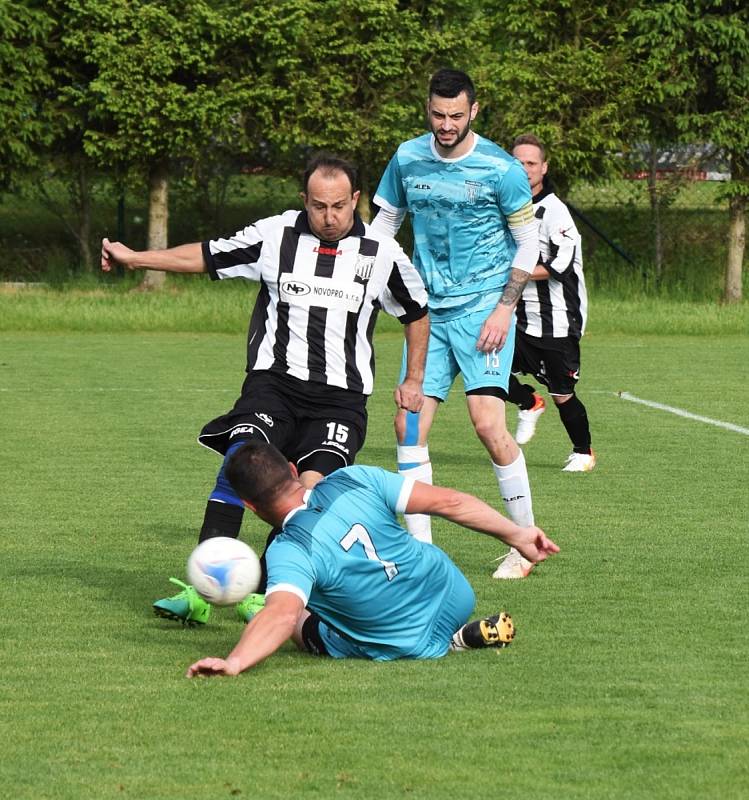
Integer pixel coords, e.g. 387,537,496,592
0,171,735,299
564,176,730,296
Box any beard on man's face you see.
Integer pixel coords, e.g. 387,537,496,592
432,119,472,151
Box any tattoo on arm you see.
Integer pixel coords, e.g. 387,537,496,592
499,268,531,308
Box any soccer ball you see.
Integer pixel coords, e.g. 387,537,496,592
186,537,262,606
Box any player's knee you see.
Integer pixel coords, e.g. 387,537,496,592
209,440,248,506
472,413,506,443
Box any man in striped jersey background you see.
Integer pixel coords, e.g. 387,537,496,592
101,153,429,626
508,134,595,473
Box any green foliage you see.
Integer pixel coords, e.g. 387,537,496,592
62,0,246,171
1,0,745,292
477,0,636,185
229,0,485,189
0,1,54,186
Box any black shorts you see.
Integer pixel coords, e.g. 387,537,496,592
198,371,368,475
512,333,581,396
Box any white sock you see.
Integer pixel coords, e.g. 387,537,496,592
397,445,433,543
449,627,469,652
493,450,534,528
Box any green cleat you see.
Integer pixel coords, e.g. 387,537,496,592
235,593,266,623
153,578,212,626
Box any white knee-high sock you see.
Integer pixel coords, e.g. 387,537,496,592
493,450,534,528
397,445,433,543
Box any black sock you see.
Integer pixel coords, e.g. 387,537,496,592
456,619,488,649
557,394,592,453
256,526,282,594
508,376,537,410
198,500,245,543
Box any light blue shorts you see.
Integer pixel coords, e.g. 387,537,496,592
318,568,475,661
401,308,516,400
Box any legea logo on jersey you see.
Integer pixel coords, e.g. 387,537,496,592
229,425,257,438
465,180,482,204
255,413,273,427
281,280,311,296
314,245,342,256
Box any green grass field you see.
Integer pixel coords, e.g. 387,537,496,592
1,288,747,799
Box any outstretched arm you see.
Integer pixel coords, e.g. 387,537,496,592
101,238,207,274
405,481,559,564
186,591,304,678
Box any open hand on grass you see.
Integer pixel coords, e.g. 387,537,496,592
186,656,242,678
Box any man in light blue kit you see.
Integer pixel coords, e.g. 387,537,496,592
370,68,541,580
186,441,559,677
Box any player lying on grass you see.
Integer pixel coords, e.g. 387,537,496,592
186,441,559,677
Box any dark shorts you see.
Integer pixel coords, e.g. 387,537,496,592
198,371,368,475
512,333,582,396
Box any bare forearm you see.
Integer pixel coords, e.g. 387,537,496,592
225,606,298,673
498,268,532,310
435,491,523,543
403,315,429,383
408,484,520,544
128,243,206,273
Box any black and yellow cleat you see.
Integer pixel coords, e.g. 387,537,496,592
479,611,515,648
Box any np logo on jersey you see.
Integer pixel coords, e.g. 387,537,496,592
465,180,482,205
355,254,375,281
281,280,311,296
279,272,365,313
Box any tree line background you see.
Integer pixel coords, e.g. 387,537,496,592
1,0,746,301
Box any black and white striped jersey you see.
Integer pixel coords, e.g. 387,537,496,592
515,187,588,339
201,210,428,395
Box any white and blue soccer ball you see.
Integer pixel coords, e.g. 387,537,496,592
186,537,261,606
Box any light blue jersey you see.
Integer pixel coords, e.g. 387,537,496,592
374,133,531,321
265,466,475,660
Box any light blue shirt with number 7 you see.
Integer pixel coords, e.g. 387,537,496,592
265,466,474,660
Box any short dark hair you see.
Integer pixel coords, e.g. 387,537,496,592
302,152,358,195
428,68,476,106
225,441,294,509
512,133,547,161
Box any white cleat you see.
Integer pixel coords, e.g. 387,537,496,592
515,395,546,445
562,450,596,472
492,548,534,580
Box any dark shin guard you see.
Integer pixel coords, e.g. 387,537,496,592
507,375,537,410
198,500,245,543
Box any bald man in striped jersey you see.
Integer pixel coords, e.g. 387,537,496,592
102,153,429,624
